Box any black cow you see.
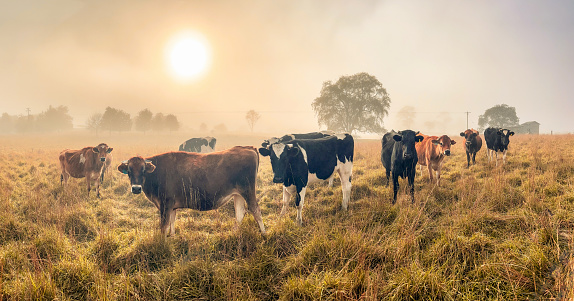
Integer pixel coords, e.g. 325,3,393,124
459,129,483,168
381,130,424,203
179,137,216,153
258,134,353,225
484,127,514,166
261,131,334,149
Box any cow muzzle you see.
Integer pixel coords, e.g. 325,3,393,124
100,157,106,162
273,177,284,183
131,185,142,194
444,150,451,156
403,153,413,160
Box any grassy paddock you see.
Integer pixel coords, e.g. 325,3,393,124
0,132,573,300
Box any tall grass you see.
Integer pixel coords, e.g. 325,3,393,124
0,132,573,300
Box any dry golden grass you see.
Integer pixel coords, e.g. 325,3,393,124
0,131,573,300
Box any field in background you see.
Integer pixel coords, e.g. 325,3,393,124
1,132,573,300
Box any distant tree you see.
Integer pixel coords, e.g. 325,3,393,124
245,110,261,132
15,114,34,133
164,114,180,133
151,113,166,132
36,105,73,132
86,113,103,135
312,72,391,134
199,122,208,132
213,123,227,133
0,113,15,133
478,104,519,130
135,109,153,134
397,106,416,129
101,107,132,134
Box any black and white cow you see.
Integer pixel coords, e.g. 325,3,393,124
178,137,216,153
261,131,334,149
258,134,353,225
484,127,514,166
381,130,424,203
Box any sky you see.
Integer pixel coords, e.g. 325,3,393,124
0,0,573,135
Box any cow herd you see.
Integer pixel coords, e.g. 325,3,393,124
57,127,514,236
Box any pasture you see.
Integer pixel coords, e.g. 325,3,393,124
0,132,573,300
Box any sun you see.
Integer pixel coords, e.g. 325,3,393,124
166,32,210,81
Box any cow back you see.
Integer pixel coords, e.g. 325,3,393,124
290,136,340,180
484,127,500,150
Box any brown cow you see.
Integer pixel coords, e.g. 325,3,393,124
460,129,482,168
117,146,266,236
415,134,456,186
59,143,113,198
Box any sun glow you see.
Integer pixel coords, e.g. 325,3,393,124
166,32,210,81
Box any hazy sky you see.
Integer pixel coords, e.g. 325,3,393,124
1,0,573,134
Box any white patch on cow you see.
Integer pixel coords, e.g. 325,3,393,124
336,160,353,210
200,145,214,153
299,146,308,164
296,186,307,225
267,137,280,145
272,143,286,157
281,185,296,216
335,133,347,140
79,154,86,164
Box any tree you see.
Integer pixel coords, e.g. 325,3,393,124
135,109,153,134
397,106,416,129
0,113,15,134
245,110,261,132
164,114,180,133
151,113,166,132
36,105,73,132
478,104,519,130
312,72,391,134
101,107,132,133
86,113,103,135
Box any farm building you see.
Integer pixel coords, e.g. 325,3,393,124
510,121,540,134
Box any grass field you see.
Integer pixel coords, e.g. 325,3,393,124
0,132,573,300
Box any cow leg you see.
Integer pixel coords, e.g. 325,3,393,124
280,186,294,216
495,151,499,167
169,209,177,236
328,175,334,188
295,186,307,226
233,194,246,224
408,171,416,203
392,174,399,204
436,166,441,187
241,193,267,235
159,205,176,236
385,169,391,186
427,164,434,184
466,151,471,168
337,165,352,211
472,152,477,165
503,149,507,164
85,174,92,196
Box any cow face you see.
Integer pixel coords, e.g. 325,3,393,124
117,157,156,194
93,143,113,162
394,130,423,160
498,129,515,149
460,130,479,148
432,135,456,156
259,143,300,183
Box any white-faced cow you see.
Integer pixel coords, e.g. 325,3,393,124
484,127,514,166
117,146,266,236
258,134,353,225
381,130,424,203
460,129,482,168
415,134,456,186
59,143,113,198
179,137,216,153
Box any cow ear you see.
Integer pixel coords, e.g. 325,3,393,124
509,131,515,136
107,148,113,153
459,132,465,137
258,148,270,157
117,162,128,174
287,146,300,157
432,140,440,145
415,135,424,142
450,139,456,145
393,135,402,142
93,147,100,153
145,161,156,173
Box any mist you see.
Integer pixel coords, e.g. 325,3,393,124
1,0,573,136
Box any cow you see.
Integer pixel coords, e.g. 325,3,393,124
460,129,482,168
178,137,216,153
59,143,113,198
261,131,334,149
415,134,456,186
258,134,353,225
117,146,266,236
381,130,424,203
100,152,113,182
484,127,514,166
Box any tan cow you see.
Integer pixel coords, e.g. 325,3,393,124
59,143,113,198
415,134,456,186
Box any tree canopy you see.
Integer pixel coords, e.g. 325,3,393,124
478,104,519,130
245,110,261,132
36,105,73,132
101,107,132,133
135,109,153,133
312,72,391,134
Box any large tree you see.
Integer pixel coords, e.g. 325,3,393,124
164,114,180,132
86,113,103,135
134,109,153,134
478,104,519,130
36,105,73,132
101,107,132,133
245,110,260,132
312,72,390,134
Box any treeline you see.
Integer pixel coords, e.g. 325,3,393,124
0,106,180,134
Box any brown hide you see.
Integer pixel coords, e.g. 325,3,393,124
59,143,112,197
415,135,455,185
118,146,266,236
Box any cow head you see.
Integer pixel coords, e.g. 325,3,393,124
460,129,479,147
498,129,515,149
259,143,300,183
93,143,113,162
261,137,280,149
117,157,156,194
393,130,424,160
432,135,456,156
